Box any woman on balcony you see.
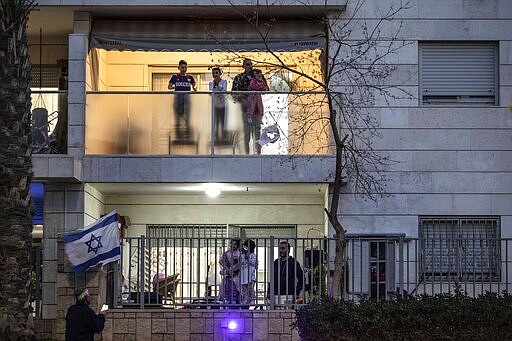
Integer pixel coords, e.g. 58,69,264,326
232,59,268,154
219,238,241,305
246,69,269,154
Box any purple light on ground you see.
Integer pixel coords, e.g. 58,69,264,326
227,321,238,330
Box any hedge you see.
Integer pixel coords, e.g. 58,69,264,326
293,290,512,340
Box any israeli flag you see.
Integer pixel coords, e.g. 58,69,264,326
61,210,121,273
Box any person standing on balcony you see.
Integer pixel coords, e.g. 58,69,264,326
232,58,268,154
246,69,269,154
219,238,241,305
240,239,258,305
209,67,228,142
168,60,197,140
268,241,304,306
65,288,107,341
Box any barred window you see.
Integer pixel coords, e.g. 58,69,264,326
419,217,500,281
148,224,228,239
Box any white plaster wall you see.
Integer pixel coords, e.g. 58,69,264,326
104,193,326,238
84,183,106,225
28,36,68,67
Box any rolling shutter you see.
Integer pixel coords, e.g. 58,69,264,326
420,42,498,105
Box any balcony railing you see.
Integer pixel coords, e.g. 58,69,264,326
114,235,512,309
119,236,328,309
86,91,332,156
31,90,67,154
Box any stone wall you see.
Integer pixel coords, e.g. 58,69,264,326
35,307,301,340
102,309,300,341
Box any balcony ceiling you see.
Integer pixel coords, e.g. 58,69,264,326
28,3,343,38
28,7,74,38
91,183,327,196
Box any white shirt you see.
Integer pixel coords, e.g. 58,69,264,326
240,253,258,285
208,79,227,92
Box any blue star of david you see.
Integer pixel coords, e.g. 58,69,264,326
85,234,103,254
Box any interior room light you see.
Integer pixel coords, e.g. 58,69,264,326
203,183,222,198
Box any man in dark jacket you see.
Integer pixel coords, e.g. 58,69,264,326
268,241,304,306
65,288,107,341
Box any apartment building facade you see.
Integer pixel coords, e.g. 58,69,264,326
27,0,511,339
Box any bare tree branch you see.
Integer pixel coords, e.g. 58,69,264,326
211,0,411,298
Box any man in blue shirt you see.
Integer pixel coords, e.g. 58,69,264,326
168,60,197,140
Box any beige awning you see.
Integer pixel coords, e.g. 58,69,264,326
90,20,325,52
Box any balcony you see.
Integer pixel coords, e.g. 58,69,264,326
86,91,332,156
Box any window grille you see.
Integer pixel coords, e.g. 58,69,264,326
147,224,296,239
419,217,500,280
31,65,59,89
148,224,229,239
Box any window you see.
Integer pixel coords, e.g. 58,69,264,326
345,235,401,300
420,42,498,105
31,65,59,89
369,241,395,299
419,217,500,281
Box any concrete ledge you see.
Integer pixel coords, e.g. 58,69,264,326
82,155,335,183
33,155,82,181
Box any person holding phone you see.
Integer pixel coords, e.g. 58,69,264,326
65,287,108,341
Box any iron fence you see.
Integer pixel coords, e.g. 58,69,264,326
117,235,512,309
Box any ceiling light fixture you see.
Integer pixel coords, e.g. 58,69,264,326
203,183,222,198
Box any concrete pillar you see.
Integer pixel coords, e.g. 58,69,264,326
67,11,90,157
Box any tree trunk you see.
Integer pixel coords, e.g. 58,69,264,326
0,0,36,339
325,91,348,299
331,234,346,299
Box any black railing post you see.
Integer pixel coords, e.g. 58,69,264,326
399,236,404,298
269,236,275,309
139,235,145,309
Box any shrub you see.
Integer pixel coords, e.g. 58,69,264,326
293,290,512,341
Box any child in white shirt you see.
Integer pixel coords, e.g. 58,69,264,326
240,239,258,305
